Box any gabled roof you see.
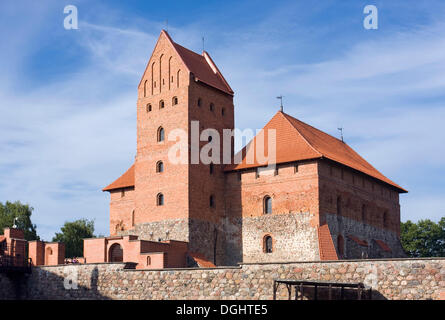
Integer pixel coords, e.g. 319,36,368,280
225,111,407,193
140,30,233,96
103,164,135,192
318,225,338,261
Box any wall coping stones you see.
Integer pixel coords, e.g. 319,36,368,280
240,257,445,265
125,266,242,272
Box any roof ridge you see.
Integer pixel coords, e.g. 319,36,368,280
202,51,234,94
279,112,323,158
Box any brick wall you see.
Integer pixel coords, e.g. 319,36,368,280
109,187,135,235
19,258,445,300
224,161,321,263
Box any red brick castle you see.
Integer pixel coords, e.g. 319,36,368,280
84,30,407,268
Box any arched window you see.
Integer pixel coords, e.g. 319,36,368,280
157,193,164,206
157,127,165,142
209,163,214,174
156,161,164,173
263,235,273,253
109,244,123,262
172,96,178,105
144,80,148,97
197,98,202,107
208,135,213,142
361,204,367,223
221,108,225,116
337,235,344,258
263,196,272,214
209,103,214,112
159,100,165,109
146,104,152,112
146,256,151,266
383,211,388,228
209,195,215,208
336,196,342,216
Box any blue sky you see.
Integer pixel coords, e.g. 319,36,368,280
1,0,445,240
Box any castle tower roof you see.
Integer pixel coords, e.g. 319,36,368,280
225,111,407,193
139,30,233,95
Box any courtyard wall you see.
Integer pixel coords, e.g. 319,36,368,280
18,257,445,300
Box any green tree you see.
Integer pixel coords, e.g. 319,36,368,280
0,201,39,240
52,219,95,258
400,218,445,257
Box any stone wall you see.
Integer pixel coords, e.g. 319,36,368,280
19,258,445,300
242,212,319,263
119,218,189,243
0,273,17,300
325,214,406,259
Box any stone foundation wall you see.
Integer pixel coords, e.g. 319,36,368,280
325,214,406,259
0,273,17,300
119,218,189,243
18,258,445,300
242,212,319,263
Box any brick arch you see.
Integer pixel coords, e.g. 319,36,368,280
45,247,53,264
177,69,180,88
109,243,123,262
159,54,164,93
262,233,274,253
151,62,155,95
263,195,272,214
168,56,172,90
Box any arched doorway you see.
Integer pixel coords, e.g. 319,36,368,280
108,243,123,262
45,247,53,265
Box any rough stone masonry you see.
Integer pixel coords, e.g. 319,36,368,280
13,258,445,300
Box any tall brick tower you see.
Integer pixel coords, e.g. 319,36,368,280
104,30,234,264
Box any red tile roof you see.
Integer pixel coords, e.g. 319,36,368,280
189,252,216,268
374,239,392,252
149,30,233,96
318,225,338,261
347,235,368,247
103,164,135,192
225,111,407,193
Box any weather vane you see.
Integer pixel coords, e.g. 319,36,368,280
338,127,344,142
277,95,284,112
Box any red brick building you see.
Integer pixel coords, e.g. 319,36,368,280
96,30,407,267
